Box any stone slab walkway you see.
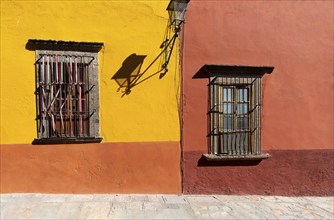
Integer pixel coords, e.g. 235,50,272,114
1,194,333,219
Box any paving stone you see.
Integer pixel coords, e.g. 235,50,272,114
109,201,126,211
66,194,95,202
219,205,233,212
297,204,334,219
117,194,133,200
151,207,198,219
186,195,222,205
222,202,261,219
304,197,334,214
1,202,39,219
216,211,237,220
126,201,145,211
162,195,188,204
143,202,163,211
129,195,149,202
1,194,333,220
214,195,235,202
90,194,117,202
162,203,180,209
148,195,165,203
108,201,127,218
56,202,82,219
2,194,42,205
31,202,62,219
78,202,111,220
260,195,304,204
191,205,208,212
0,194,13,203
0,202,7,219
38,194,68,203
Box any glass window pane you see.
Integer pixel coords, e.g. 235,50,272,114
237,88,248,102
238,88,248,102
238,89,242,101
243,89,248,101
223,88,227,101
237,103,248,115
224,117,234,130
223,87,233,101
237,117,249,130
224,103,233,114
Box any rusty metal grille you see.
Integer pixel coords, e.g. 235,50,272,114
209,76,262,155
35,54,95,138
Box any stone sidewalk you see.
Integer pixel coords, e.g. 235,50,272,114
0,194,333,219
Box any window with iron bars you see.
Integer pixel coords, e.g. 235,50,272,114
195,65,273,161
209,76,261,157
33,50,102,144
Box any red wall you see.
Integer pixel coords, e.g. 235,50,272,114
182,1,333,195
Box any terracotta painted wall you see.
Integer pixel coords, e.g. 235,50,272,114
1,142,180,193
182,1,333,195
0,1,181,193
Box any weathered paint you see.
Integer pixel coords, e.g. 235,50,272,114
0,0,181,144
182,1,333,194
0,1,182,193
184,150,334,196
0,142,181,193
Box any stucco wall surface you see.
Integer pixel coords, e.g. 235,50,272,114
0,0,181,144
0,142,181,193
183,150,334,196
0,0,182,194
181,1,333,195
182,1,333,151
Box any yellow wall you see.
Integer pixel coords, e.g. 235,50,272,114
0,0,181,144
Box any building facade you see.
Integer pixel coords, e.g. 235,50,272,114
1,0,333,195
1,0,182,193
181,1,333,195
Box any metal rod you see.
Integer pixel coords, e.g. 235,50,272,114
257,78,262,154
210,77,213,154
214,79,218,154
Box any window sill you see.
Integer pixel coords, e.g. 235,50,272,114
202,153,271,161
32,137,103,145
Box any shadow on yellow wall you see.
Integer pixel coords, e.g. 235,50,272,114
111,20,177,97
112,53,147,96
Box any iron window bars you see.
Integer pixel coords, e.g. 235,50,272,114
36,53,92,137
209,76,261,156
194,65,274,160
31,45,102,144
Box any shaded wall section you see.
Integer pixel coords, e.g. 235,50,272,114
0,142,181,193
0,1,182,194
182,1,333,195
